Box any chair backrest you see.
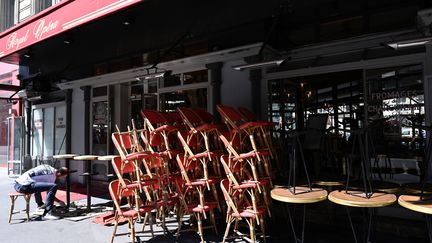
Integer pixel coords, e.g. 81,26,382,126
141,110,167,129
220,179,240,216
111,156,138,185
176,154,192,186
192,108,215,124
217,104,244,128
219,134,241,158
177,107,202,129
177,131,195,158
109,179,135,213
220,155,241,187
237,107,256,122
112,132,134,159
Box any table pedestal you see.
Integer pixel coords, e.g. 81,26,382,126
73,155,99,212
52,154,79,209
271,186,328,243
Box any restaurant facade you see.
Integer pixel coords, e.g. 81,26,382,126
1,0,432,239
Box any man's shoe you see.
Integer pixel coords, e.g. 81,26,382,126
42,212,60,220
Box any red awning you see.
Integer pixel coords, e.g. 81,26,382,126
0,0,144,61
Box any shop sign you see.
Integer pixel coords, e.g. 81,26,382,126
56,116,65,128
368,90,418,113
0,0,143,59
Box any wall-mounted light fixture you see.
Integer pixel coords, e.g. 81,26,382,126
386,37,432,50
136,68,171,80
23,51,33,58
232,58,289,71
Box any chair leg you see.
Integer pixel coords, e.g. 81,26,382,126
141,212,149,233
25,194,31,221
247,218,256,242
260,216,267,243
8,195,16,223
262,186,272,217
176,210,184,239
149,212,155,238
233,218,240,237
110,214,119,243
197,213,204,243
130,218,136,243
223,216,233,243
211,184,222,213
160,206,167,235
210,210,218,235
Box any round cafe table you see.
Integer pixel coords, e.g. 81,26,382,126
329,190,397,243
271,186,328,243
271,186,328,204
399,195,432,242
97,155,118,161
73,155,99,211
52,154,79,208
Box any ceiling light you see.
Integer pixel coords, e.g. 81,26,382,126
232,58,288,71
386,37,432,50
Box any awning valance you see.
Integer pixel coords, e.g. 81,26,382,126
0,0,144,61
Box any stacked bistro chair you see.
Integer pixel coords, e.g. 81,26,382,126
141,110,182,160
177,107,224,167
219,137,272,216
176,131,222,211
220,179,268,243
112,125,178,237
175,153,219,242
108,178,156,243
217,105,274,186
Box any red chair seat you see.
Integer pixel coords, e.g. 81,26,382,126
119,209,139,217
138,205,155,214
154,125,178,133
233,207,266,218
186,202,218,213
125,179,158,189
125,152,153,161
186,177,217,186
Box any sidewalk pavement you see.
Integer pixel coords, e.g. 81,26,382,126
1,166,430,243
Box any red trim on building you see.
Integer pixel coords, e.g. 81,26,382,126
0,0,144,59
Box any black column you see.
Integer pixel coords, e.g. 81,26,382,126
249,69,262,119
206,62,223,118
81,86,91,211
65,89,72,208
24,100,32,158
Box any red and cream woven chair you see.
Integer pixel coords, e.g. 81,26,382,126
220,154,271,215
217,105,275,160
174,158,218,242
108,179,155,243
219,133,273,188
220,179,267,243
141,110,180,159
178,107,225,157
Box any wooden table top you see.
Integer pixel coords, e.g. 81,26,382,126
328,190,397,208
271,186,328,204
398,195,432,215
314,180,344,186
403,183,432,195
53,154,80,159
97,155,118,161
73,155,99,160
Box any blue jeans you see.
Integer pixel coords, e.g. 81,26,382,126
14,182,58,215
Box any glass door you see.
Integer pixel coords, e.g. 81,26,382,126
7,116,23,176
